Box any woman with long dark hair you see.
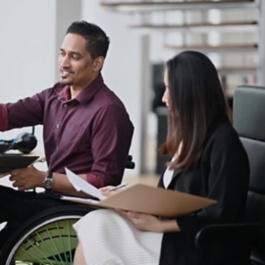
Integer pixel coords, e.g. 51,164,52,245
73,51,249,265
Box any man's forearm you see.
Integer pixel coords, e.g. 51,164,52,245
50,172,103,197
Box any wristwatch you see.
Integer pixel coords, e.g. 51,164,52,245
43,171,53,190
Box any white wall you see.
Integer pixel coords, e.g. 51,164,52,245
0,0,56,146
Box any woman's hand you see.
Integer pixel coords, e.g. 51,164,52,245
99,186,115,197
119,210,162,232
100,183,127,197
119,210,181,233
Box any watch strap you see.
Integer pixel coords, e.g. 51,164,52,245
46,171,53,180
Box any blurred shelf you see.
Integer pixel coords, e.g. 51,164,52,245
101,0,260,80
129,21,258,33
164,43,258,53
217,66,257,75
100,0,257,12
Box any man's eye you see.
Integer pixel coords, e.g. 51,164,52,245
72,55,80,60
59,52,65,57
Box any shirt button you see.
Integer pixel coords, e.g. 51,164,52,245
56,124,60,128
63,104,67,108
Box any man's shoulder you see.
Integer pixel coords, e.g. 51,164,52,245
94,85,126,109
40,83,67,100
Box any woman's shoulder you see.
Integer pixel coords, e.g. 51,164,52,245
205,121,245,154
202,121,249,170
209,121,240,143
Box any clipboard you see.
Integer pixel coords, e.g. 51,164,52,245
0,154,40,173
62,168,217,217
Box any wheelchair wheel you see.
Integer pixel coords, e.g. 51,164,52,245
0,204,94,265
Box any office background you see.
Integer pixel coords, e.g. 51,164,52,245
0,0,264,178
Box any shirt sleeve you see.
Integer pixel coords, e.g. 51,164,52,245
86,173,105,188
5,92,46,129
0,104,8,131
176,130,250,233
90,104,134,186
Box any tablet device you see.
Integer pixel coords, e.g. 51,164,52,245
0,154,39,173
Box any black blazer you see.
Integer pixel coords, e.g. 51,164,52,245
157,122,250,265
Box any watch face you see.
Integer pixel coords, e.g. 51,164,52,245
44,179,53,189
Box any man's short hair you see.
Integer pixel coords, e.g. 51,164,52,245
66,21,110,59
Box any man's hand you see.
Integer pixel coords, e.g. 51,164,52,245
9,165,46,191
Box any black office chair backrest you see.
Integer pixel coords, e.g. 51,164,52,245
233,85,265,265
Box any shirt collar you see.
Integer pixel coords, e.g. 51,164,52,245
58,74,104,105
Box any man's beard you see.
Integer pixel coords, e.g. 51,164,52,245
59,78,72,85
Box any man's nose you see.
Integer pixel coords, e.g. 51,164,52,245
59,55,70,68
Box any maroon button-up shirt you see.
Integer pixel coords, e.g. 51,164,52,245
0,74,134,188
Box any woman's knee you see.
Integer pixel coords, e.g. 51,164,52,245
73,243,87,265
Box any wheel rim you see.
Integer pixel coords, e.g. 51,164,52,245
5,215,82,265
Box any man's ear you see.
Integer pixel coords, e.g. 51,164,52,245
93,56,105,72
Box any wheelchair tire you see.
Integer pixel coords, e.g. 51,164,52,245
0,204,95,265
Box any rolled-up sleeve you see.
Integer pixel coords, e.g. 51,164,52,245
86,173,105,188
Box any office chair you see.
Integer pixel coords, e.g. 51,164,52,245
195,85,265,265
0,156,135,265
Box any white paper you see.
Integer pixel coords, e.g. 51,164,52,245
65,167,106,200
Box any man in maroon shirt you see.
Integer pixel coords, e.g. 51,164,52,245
0,21,134,249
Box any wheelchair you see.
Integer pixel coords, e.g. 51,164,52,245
0,156,135,265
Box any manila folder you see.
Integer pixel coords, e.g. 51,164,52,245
65,183,217,217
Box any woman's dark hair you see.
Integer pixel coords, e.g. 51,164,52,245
160,50,229,171
66,21,110,59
